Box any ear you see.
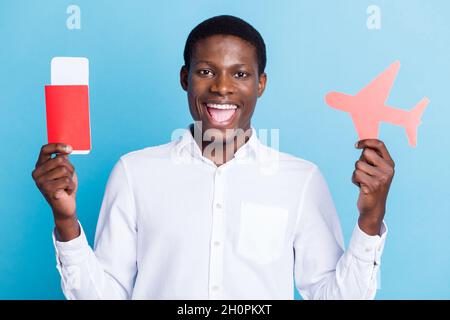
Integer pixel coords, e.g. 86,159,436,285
180,66,189,91
257,72,267,97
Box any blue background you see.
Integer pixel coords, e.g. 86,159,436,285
1,0,449,299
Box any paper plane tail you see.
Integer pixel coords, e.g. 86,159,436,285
405,97,429,147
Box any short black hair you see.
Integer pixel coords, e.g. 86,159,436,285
183,15,266,75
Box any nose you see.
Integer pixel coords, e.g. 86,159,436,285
210,73,234,96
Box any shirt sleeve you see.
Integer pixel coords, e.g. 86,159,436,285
293,166,388,300
52,158,138,299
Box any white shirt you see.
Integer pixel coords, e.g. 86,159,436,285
53,126,387,300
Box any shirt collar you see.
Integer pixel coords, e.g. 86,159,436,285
175,124,260,163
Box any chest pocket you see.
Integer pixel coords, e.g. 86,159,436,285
236,201,289,265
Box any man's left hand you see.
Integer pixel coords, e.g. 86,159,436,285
352,139,395,236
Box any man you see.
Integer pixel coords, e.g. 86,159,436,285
32,15,394,299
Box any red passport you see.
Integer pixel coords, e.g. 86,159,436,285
44,85,91,154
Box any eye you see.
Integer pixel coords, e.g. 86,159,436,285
198,69,214,77
235,71,249,78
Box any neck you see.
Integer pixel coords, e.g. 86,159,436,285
190,125,252,167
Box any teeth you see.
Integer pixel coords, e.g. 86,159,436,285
206,103,238,110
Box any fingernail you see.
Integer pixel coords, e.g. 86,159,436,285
355,142,359,148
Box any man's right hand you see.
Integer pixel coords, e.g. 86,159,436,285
32,143,80,241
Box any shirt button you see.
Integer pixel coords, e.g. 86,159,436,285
212,285,220,291
216,203,222,209
217,169,222,176
214,241,221,247
365,247,372,252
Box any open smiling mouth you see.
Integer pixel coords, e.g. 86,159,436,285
203,103,239,124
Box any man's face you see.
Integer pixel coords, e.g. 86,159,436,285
180,35,267,143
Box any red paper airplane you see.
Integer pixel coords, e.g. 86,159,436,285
325,61,429,147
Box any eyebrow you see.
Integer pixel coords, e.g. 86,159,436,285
193,60,249,68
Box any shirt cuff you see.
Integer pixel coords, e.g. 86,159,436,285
52,221,90,266
347,221,388,264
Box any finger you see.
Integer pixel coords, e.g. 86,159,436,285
35,143,73,168
360,148,384,167
43,177,76,200
33,156,74,181
38,166,74,183
351,171,360,188
355,160,381,177
355,139,394,164
352,170,372,194
361,148,395,173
